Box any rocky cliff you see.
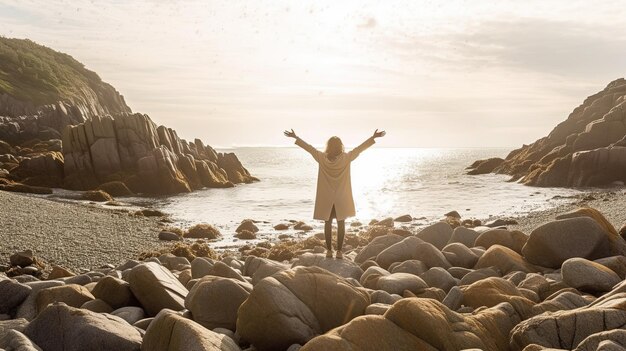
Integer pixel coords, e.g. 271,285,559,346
0,37,131,143
0,37,257,195
468,78,626,187
61,113,257,194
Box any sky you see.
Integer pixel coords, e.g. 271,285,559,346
0,0,625,148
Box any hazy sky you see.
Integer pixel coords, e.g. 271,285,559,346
1,0,625,147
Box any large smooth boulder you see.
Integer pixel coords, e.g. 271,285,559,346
442,243,479,268
292,253,364,280
35,284,94,314
184,276,252,331
522,217,615,268
475,229,528,254
0,329,42,351
16,281,64,321
561,257,621,293
127,262,189,316
354,234,404,264
301,298,521,351
242,256,289,285
416,222,453,250
475,245,537,274
0,279,31,314
376,273,428,295
448,226,480,248
375,236,423,269
236,266,370,351
91,276,138,309
419,267,457,293
24,303,142,351
461,277,535,318
414,242,451,269
142,309,240,351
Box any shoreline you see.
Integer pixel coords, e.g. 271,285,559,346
1,186,624,272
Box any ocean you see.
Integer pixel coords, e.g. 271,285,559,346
139,147,582,244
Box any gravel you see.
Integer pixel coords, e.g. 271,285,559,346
0,191,166,271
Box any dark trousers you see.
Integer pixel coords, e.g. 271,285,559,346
324,205,345,251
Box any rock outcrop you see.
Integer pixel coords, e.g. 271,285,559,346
468,78,626,187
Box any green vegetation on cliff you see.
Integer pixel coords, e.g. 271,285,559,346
0,36,120,106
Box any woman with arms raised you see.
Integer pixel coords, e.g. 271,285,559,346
284,129,386,258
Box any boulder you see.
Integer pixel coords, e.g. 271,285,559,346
10,250,34,267
111,306,145,325
0,279,31,314
236,266,370,351
416,222,453,250
561,257,621,293
15,281,64,321
354,234,404,264
376,273,428,295
127,262,189,316
475,245,537,274
91,276,137,309
375,236,423,269
475,229,528,254
80,190,113,202
595,255,626,279
442,243,479,268
242,256,289,285
142,309,240,351
461,277,535,318
522,217,615,268
510,296,626,351
184,276,252,330
0,329,42,351
24,303,142,351
97,181,133,196
36,284,94,313
389,260,428,276
236,219,259,233
158,231,182,241
419,267,457,293
301,298,520,351
448,226,481,247
414,242,452,269
292,253,363,280
81,299,114,313
394,214,412,222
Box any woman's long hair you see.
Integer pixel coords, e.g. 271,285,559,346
325,136,344,161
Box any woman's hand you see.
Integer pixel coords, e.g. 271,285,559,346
284,129,297,139
373,129,386,138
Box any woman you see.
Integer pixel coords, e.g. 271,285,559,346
284,129,386,258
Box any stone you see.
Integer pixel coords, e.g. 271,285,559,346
142,309,241,350
461,277,535,318
97,181,133,196
242,256,289,285
158,231,182,241
10,250,34,267
81,299,113,313
444,210,461,219
112,306,145,325
354,234,404,264
292,253,363,280
561,257,621,293
236,219,259,233
0,279,31,314
24,303,142,351
369,290,402,305
442,286,463,310
595,255,626,279
475,229,528,254
235,229,256,239
185,223,221,239
574,329,626,350
394,214,412,222
466,157,504,175
442,243,479,268
522,217,615,268
0,319,29,339
390,260,428,276
15,281,64,321
185,276,252,330
301,298,521,351
375,236,423,269
91,276,137,309
419,267,457,293
236,266,370,351
414,242,452,269
35,284,94,314
200,261,245,282
0,329,42,351
80,190,113,202
510,296,626,351
127,262,188,316
365,303,392,315
416,222,453,250
475,245,537,274
448,226,481,248
376,217,395,227
376,273,428,295
273,223,290,230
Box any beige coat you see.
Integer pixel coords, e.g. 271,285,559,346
296,137,376,221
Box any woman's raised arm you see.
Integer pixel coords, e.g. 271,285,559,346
284,129,321,162
348,129,386,161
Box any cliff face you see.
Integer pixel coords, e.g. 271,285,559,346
62,113,257,194
0,37,131,143
468,78,626,187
